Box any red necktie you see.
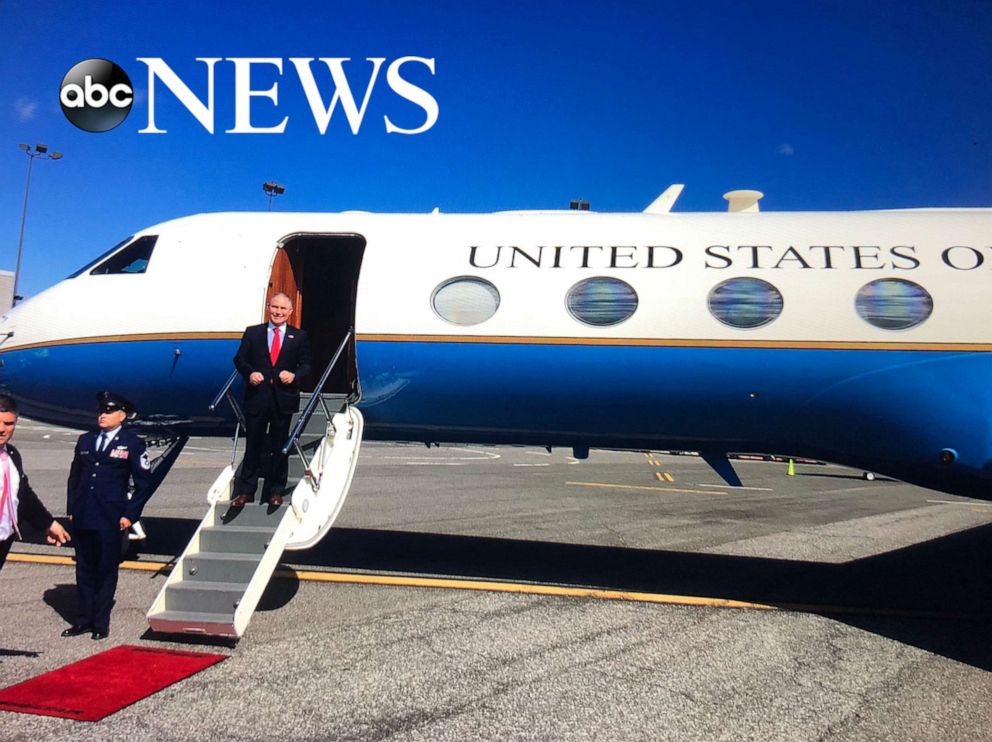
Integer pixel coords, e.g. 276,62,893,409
270,326,281,366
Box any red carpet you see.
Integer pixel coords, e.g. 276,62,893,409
0,645,227,721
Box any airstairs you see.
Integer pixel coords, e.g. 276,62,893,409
147,330,360,639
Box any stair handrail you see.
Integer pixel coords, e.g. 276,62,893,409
281,327,353,479
209,369,240,413
209,369,247,465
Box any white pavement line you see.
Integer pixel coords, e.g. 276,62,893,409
383,448,502,462
698,483,774,491
568,481,728,496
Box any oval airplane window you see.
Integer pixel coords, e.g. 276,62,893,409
566,277,638,326
708,277,784,329
855,278,933,330
432,277,500,325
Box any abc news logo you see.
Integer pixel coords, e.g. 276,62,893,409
60,59,133,132
60,57,438,135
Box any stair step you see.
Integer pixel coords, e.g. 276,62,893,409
181,552,261,583
148,609,237,636
198,525,275,554
293,414,331,437
212,502,288,528
165,580,248,614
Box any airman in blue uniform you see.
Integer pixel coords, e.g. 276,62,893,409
63,392,151,640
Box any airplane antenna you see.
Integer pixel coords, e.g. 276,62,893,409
723,189,763,213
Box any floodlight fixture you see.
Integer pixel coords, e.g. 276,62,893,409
13,143,64,305
262,181,286,211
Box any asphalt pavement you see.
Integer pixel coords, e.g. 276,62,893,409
2,420,992,740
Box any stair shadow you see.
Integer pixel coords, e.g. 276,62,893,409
115,516,992,670
258,571,300,611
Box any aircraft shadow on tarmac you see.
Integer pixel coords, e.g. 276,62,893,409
28,517,992,670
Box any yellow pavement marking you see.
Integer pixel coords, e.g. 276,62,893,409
6,552,765,609
926,499,992,510
7,553,982,620
568,481,728,496
279,569,779,610
7,553,168,572
644,452,675,483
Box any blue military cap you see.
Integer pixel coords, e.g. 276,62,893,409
96,390,137,417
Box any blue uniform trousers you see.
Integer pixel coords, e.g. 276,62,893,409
73,527,124,631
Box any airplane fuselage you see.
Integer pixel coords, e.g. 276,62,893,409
1,207,989,497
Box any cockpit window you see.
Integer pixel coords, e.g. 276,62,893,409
67,236,134,278
89,235,158,275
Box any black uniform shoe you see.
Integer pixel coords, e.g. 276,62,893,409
91,630,109,640
61,624,92,637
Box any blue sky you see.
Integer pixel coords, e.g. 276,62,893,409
1,0,990,298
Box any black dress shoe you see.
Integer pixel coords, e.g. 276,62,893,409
91,629,109,640
61,624,91,637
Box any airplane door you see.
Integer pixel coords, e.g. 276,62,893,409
267,233,365,400
267,247,303,322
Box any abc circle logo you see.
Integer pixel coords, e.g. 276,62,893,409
60,59,133,133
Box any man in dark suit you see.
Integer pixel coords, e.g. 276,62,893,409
0,394,70,571
232,292,312,507
64,392,152,640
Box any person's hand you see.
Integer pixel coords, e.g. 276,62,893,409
46,520,70,545
249,372,264,386
119,517,132,531
278,371,295,385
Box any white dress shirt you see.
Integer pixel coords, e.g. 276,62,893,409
0,444,23,540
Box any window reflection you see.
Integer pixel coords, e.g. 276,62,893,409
855,278,933,330
432,277,500,325
566,277,638,326
708,277,783,328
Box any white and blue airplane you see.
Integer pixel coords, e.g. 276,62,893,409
1,187,990,500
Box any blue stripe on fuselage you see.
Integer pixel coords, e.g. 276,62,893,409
1,338,989,497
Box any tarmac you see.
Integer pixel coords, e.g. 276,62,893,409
2,419,992,740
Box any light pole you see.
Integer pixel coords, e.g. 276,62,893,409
14,143,63,305
262,181,285,211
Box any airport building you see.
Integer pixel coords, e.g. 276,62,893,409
0,270,13,310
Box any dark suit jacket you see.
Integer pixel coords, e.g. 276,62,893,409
66,429,152,530
6,444,55,533
233,323,312,415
